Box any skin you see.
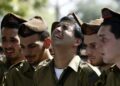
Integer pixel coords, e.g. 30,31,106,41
51,23,81,68
98,25,120,67
2,28,24,65
84,34,104,66
20,34,47,66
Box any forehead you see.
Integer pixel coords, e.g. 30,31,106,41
20,34,40,45
98,25,111,37
2,27,18,37
84,34,98,45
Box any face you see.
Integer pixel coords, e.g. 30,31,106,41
51,23,80,48
98,25,120,64
84,34,104,66
2,28,22,60
20,34,44,65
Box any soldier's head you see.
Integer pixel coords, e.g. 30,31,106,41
98,8,120,64
1,13,26,62
51,16,83,55
18,16,51,66
82,18,105,66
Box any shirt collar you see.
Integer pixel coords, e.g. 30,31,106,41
68,55,81,72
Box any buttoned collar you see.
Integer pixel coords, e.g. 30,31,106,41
68,55,81,72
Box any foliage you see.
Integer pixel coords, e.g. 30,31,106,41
0,0,48,17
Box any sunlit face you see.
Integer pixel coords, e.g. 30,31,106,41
2,28,21,60
51,23,78,48
98,25,120,64
20,34,44,65
84,34,104,66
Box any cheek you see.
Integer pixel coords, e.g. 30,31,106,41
14,44,21,49
33,47,42,54
103,42,113,52
94,50,100,57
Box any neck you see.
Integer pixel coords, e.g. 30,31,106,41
7,54,26,67
33,49,52,67
53,46,76,69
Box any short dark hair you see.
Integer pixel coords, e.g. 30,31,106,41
38,31,50,41
101,21,120,39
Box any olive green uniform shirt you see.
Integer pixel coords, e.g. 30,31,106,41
0,61,7,84
1,60,34,86
95,65,120,86
34,55,98,86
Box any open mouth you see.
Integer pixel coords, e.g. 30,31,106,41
53,29,63,39
5,49,14,55
55,34,63,39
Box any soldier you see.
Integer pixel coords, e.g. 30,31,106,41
34,15,99,86
95,8,120,86
1,13,34,86
1,13,26,69
82,19,111,72
18,16,52,70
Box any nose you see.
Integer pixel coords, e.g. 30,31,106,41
2,41,12,49
55,27,62,32
22,48,31,57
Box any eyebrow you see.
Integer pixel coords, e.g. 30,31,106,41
28,43,37,48
21,43,37,49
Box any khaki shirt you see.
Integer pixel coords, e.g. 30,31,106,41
1,60,34,86
34,55,99,86
95,65,120,86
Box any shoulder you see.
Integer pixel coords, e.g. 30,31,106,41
79,61,94,73
95,65,115,86
35,59,52,71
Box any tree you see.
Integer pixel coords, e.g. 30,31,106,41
75,0,118,22
0,0,48,17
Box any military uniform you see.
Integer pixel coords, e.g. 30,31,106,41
34,55,98,86
95,65,120,86
1,60,34,86
0,13,35,86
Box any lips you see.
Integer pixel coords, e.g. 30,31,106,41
55,34,63,39
4,49,14,55
54,30,63,39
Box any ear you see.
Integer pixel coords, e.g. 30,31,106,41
74,38,81,46
43,38,51,48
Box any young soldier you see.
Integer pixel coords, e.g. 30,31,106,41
18,16,52,70
82,19,111,72
96,8,120,86
34,16,98,86
1,13,26,69
1,13,34,86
